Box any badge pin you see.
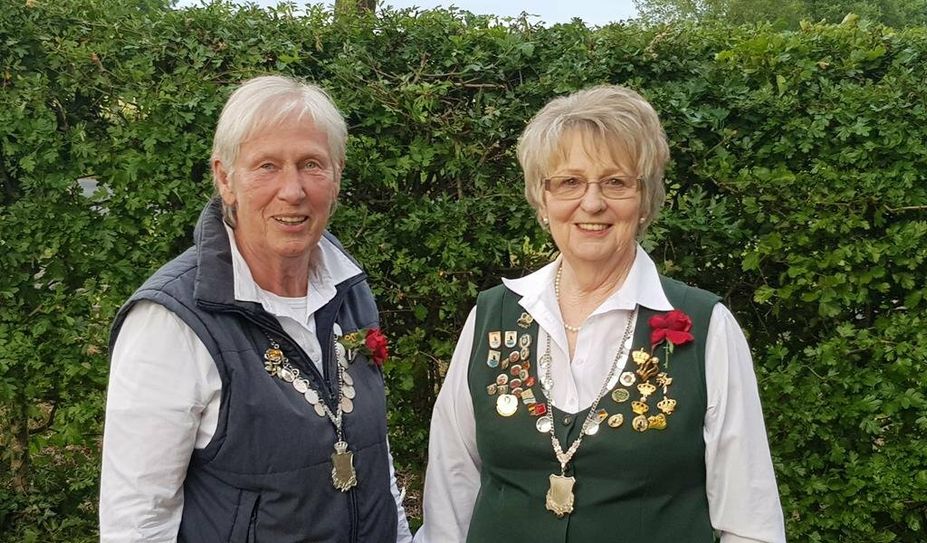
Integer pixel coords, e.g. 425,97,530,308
488,331,502,349
504,331,518,348
607,413,624,428
632,348,651,365
611,388,630,403
619,371,636,387
519,334,532,348
487,350,501,368
648,413,667,430
657,397,677,414
496,394,518,416
536,415,553,433
517,312,534,328
583,419,600,436
636,382,657,400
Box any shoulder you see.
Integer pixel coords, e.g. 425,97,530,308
109,247,199,351
659,275,721,309
135,247,199,299
476,283,510,304
475,283,523,315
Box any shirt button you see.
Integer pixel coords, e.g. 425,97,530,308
562,415,573,426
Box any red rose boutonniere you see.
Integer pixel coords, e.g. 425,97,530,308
340,328,389,367
649,310,694,352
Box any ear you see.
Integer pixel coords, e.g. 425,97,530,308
537,192,549,224
212,158,235,205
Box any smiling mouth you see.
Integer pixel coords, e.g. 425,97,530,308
576,223,609,231
274,216,308,225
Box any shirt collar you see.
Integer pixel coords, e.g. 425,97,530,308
225,225,362,322
503,243,673,320
501,244,673,354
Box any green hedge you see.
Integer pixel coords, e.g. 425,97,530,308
1,1,925,540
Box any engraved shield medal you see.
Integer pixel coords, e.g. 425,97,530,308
546,474,576,517
331,441,358,491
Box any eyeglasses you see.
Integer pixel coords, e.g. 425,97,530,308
543,175,640,200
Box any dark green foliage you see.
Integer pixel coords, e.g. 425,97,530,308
0,1,924,540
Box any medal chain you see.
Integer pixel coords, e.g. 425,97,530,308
541,272,638,473
265,336,347,443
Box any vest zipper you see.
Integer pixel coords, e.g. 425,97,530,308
200,273,369,540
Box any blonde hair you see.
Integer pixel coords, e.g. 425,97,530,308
516,85,670,235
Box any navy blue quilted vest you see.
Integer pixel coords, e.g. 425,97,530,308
110,199,398,543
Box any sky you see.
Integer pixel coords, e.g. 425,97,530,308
175,1,640,26
378,1,638,25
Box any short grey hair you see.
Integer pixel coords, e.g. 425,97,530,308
211,75,348,194
516,85,670,235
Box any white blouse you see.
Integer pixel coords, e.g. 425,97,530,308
414,245,786,543
99,229,412,543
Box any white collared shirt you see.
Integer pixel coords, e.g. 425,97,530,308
100,229,413,543
415,245,786,543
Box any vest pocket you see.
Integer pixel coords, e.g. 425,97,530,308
228,489,260,543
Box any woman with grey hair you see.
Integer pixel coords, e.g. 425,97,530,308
415,85,785,542
100,75,412,543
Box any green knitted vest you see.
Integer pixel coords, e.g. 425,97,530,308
466,277,720,543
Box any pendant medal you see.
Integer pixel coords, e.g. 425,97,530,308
331,440,358,491
546,473,576,517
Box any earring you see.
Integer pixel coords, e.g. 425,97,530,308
639,217,646,224
542,217,550,225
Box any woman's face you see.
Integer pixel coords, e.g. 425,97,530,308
214,117,340,269
540,132,642,270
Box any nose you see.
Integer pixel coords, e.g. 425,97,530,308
277,165,306,203
579,182,607,213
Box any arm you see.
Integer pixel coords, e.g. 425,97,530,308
387,440,413,543
704,304,787,543
100,301,220,543
413,308,482,543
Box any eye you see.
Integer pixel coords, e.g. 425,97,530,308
603,176,631,188
559,176,583,187
259,162,276,171
301,160,321,170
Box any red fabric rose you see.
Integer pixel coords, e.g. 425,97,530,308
364,328,389,367
649,310,694,348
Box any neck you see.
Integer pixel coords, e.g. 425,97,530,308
559,246,636,304
237,243,311,298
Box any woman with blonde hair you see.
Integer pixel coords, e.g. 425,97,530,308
415,85,785,542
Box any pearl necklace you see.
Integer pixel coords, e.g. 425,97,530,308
554,265,583,333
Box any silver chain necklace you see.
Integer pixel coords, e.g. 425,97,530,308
263,336,358,492
539,266,638,517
